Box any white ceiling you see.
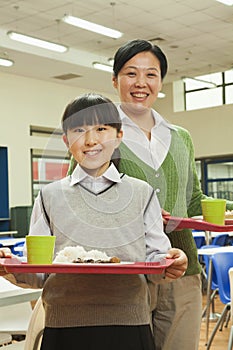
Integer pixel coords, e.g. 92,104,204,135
0,0,233,94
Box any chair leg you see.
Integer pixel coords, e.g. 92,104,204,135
228,326,233,350
206,303,230,350
202,289,218,318
32,329,44,350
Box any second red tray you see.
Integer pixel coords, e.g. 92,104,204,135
164,215,233,232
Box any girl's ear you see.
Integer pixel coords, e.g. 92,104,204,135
62,134,69,148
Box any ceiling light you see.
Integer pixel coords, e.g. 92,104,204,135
215,0,233,5
158,92,166,98
92,62,113,73
7,31,68,53
182,76,217,88
0,58,14,67
108,58,114,65
62,15,123,39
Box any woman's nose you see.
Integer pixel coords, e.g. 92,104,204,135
135,74,146,87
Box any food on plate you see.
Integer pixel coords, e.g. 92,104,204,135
54,245,121,264
225,210,233,219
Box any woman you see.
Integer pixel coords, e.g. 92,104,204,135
111,39,233,350
68,39,233,349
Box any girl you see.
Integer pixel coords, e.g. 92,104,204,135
0,93,187,350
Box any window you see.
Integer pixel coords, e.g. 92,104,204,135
196,156,233,200
31,151,70,202
184,70,233,111
30,126,69,202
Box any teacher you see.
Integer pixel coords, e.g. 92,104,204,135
69,39,233,350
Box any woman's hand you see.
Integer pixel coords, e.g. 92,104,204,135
165,248,188,279
0,248,12,276
161,208,170,225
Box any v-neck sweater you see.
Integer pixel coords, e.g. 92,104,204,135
40,174,164,328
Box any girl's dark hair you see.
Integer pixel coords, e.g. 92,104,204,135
62,93,122,169
113,39,168,80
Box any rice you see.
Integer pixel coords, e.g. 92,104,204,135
54,245,87,263
54,245,111,263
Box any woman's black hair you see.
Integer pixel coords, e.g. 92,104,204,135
113,39,168,80
62,93,122,169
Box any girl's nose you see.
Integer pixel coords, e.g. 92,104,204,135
85,129,97,145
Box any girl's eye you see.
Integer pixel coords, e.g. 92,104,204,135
73,127,85,133
97,126,107,131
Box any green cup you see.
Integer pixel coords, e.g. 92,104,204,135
26,235,56,264
201,199,226,225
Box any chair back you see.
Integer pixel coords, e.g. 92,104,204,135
228,267,233,323
212,233,229,246
24,297,45,350
11,241,25,257
193,235,206,248
211,251,233,304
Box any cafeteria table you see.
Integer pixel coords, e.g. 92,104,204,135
198,246,233,345
0,277,41,307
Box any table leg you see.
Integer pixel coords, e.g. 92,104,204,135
205,257,213,345
205,231,211,245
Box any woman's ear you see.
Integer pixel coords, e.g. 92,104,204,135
115,130,123,148
112,75,118,89
62,134,69,148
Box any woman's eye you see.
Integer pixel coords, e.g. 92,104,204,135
127,72,136,76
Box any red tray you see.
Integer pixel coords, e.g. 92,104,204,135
164,215,233,232
0,258,174,275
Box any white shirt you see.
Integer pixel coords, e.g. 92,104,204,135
29,163,171,261
118,105,175,170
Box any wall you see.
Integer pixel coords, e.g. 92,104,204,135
0,71,232,208
155,83,233,158
0,72,116,207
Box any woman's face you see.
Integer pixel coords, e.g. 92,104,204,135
112,51,162,114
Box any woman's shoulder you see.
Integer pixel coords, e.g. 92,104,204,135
170,124,193,145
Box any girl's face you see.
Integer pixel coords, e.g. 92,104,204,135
112,51,162,114
63,124,122,177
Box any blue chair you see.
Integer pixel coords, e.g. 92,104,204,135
206,251,233,349
200,245,220,318
212,233,229,246
193,235,206,249
11,241,25,257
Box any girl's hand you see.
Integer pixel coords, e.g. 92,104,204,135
165,248,188,279
0,248,12,276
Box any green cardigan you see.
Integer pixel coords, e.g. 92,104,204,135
68,125,233,275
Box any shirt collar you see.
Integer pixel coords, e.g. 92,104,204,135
118,105,176,131
70,163,122,186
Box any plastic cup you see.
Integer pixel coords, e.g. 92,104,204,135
26,235,56,264
201,199,226,225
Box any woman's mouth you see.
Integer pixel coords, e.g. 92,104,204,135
131,92,149,99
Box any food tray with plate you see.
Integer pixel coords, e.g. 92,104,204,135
0,257,174,274
164,215,233,232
